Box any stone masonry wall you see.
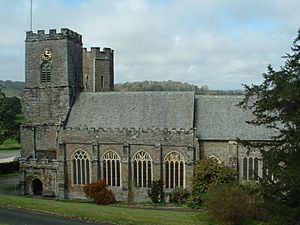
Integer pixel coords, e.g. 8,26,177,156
59,128,197,201
199,140,264,181
23,87,70,124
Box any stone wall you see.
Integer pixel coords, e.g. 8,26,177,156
21,124,59,160
199,140,264,180
23,87,70,124
60,127,197,201
19,159,61,197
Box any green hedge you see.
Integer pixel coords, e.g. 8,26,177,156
0,161,19,174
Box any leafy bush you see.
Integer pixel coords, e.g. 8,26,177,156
147,179,165,203
83,179,116,205
169,188,190,205
187,158,237,208
204,184,255,225
240,182,266,221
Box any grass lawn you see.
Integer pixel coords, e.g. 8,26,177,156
0,172,19,178
0,150,20,155
0,195,215,225
0,139,20,150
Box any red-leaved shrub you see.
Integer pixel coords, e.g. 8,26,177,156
83,179,116,205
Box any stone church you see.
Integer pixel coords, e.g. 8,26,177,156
19,28,273,201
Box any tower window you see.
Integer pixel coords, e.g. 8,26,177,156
41,62,52,83
100,76,104,88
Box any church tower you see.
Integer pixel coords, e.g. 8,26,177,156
82,47,114,92
22,28,83,160
23,28,83,125
20,28,83,197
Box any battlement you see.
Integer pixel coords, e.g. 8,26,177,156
60,127,195,146
22,123,194,134
26,28,82,44
83,47,113,58
64,126,194,134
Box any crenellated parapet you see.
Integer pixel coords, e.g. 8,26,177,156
60,126,196,147
64,126,195,134
83,47,114,59
26,28,82,44
82,46,114,92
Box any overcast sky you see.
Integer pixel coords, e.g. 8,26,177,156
0,0,299,90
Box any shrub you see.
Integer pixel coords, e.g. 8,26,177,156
83,179,116,205
204,184,255,225
240,181,267,220
147,179,165,203
187,158,237,208
169,188,190,205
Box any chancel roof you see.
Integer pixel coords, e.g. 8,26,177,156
195,95,275,140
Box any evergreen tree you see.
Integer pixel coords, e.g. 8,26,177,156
0,85,21,145
239,29,300,224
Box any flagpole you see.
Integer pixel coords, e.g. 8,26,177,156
30,0,33,31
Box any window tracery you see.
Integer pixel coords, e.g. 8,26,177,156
164,151,185,188
72,150,90,185
102,151,121,186
132,151,152,187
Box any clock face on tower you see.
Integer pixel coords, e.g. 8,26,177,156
41,48,53,61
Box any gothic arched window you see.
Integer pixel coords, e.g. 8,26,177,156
71,150,90,185
41,62,52,83
102,151,121,187
243,157,248,179
132,151,152,187
164,152,185,188
242,157,260,180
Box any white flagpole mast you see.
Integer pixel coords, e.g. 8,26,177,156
30,0,33,31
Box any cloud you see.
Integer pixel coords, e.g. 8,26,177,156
0,0,299,89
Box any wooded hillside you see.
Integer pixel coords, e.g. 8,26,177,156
0,80,243,96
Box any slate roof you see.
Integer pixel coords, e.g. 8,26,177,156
67,92,194,130
195,95,275,140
